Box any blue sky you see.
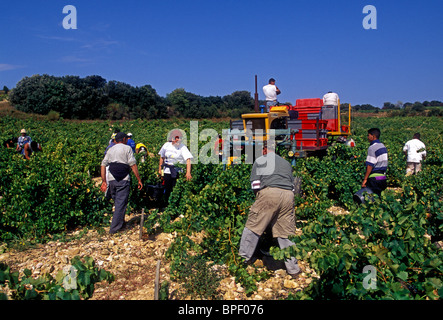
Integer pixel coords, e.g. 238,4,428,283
1,0,442,108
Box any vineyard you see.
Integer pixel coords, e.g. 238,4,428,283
0,113,442,300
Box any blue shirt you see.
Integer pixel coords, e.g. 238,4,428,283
17,135,31,148
127,138,136,153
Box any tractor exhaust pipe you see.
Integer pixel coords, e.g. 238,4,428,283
254,75,259,112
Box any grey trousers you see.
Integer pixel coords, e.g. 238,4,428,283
108,179,130,234
239,227,300,274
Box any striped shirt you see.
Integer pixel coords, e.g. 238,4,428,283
365,139,388,174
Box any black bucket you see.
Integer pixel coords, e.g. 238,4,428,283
353,187,375,204
146,183,165,202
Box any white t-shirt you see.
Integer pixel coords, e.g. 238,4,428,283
263,84,278,101
323,92,339,106
403,139,426,163
159,142,193,167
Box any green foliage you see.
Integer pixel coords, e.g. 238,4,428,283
0,256,114,300
169,253,222,300
0,113,441,300
8,74,257,120
9,75,166,120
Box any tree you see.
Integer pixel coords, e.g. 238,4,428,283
352,104,377,111
411,102,425,112
222,91,254,110
382,102,398,110
166,88,202,118
430,100,443,107
135,85,167,119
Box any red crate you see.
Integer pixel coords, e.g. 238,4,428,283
325,118,338,131
295,98,323,107
293,106,322,113
292,129,327,140
294,138,328,148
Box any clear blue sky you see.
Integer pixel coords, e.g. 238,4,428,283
1,0,442,108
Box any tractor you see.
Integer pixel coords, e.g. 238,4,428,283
224,80,354,165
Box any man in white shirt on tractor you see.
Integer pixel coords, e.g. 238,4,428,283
263,78,281,112
322,91,339,106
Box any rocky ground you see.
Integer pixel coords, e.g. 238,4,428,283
0,209,325,300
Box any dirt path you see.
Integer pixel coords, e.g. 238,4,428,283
1,211,321,300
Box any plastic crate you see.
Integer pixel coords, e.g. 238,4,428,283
293,106,322,113
325,118,338,131
293,129,327,140
303,120,327,130
288,119,328,130
294,138,328,148
295,98,323,107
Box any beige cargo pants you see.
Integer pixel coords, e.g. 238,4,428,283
239,187,300,275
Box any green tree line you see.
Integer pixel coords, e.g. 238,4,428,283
7,74,257,120
352,100,443,112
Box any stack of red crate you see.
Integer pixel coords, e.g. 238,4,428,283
289,99,328,148
293,98,323,119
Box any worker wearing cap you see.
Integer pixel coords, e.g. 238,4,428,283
16,129,32,154
126,133,136,153
101,132,143,234
239,141,301,279
263,78,281,112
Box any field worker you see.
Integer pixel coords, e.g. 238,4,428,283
22,141,42,160
136,142,148,162
3,137,17,148
322,91,340,125
16,129,32,154
362,128,388,196
126,133,136,153
263,78,281,112
158,129,193,202
403,132,426,176
322,91,339,106
239,141,301,279
100,132,143,234
105,131,118,156
136,142,147,154
214,134,224,162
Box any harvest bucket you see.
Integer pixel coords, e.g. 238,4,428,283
353,187,375,204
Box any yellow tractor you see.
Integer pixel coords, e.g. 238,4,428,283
225,98,353,165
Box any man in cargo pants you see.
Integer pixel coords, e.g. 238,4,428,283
239,142,301,278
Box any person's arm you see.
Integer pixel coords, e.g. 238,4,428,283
100,165,107,192
131,164,143,190
185,158,192,181
276,86,281,95
158,157,164,176
362,165,373,188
